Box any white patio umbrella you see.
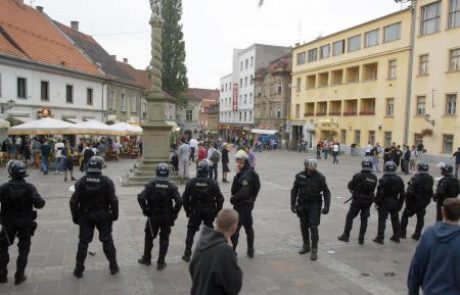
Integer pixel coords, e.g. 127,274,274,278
72,120,123,136
110,122,143,136
8,117,75,135
0,118,10,128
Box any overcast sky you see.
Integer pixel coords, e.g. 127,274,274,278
34,0,407,89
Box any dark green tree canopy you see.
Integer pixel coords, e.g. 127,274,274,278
162,0,189,106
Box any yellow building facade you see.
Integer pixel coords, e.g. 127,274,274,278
410,0,460,156
291,9,412,149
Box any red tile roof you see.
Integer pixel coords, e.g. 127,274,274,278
0,0,101,76
186,88,219,101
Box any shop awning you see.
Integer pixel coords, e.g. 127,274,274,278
110,122,143,136
11,116,32,124
8,118,75,135
250,129,278,135
166,121,180,132
0,118,10,128
72,120,123,136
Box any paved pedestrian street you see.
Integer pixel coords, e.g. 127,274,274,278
0,151,435,295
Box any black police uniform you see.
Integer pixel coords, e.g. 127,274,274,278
400,173,434,239
291,170,331,255
374,174,405,243
182,176,224,260
230,167,260,256
339,170,377,243
0,179,45,284
69,173,119,276
137,178,182,267
433,175,459,221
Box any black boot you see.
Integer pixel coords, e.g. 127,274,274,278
73,264,84,279
400,229,407,239
298,244,311,255
182,247,192,263
109,261,119,275
247,247,254,258
157,258,167,271
389,235,400,243
373,237,384,245
337,234,349,242
14,270,26,285
411,234,420,241
138,256,152,266
358,238,364,245
310,249,318,261
0,270,7,284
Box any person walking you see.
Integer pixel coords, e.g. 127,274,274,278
69,156,119,278
409,146,417,173
207,144,220,180
332,142,340,164
54,140,65,175
453,147,460,179
316,142,322,160
222,144,230,183
178,138,191,182
189,138,198,162
0,161,46,285
189,209,243,295
433,162,460,221
407,198,460,295
63,141,76,182
40,140,51,175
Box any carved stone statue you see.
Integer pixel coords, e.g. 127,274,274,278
149,0,161,18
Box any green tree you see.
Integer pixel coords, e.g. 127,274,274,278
161,0,189,106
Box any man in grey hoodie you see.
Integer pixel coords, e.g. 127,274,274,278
190,209,242,295
407,198,460,295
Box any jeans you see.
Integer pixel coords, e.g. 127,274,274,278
209,163,218,180
55,157,64,172
41,156,49,174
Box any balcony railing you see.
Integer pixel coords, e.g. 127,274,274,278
316,112,327,116
328,112,341,116
359,111,375,115
343,111,357,116
304,112,315,117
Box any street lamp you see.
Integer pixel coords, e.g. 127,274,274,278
1,99,15,114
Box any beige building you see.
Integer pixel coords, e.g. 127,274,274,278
410,0,460,157
291,9,412,150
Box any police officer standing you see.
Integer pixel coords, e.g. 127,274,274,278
70,156,119,278
230,150,260,258
291,159,331,261
0,161,45,285
400,162,434,241
433,162,460,221
373,161,405,244
138,163,182,270
338,157,377,245
182,161,224,262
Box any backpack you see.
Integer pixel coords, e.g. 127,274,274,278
210,150,220,164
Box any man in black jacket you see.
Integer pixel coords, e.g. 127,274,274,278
137,163,182,270
400,162,434,240
291,158,331,261
182,161,224,262
0,160,45,285
338,157,377,245
190,209,242,295
433,162,460,221
230,150,261,258
373,161,406,244
69,156,119,278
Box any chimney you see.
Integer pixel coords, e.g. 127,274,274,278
123,58,128,64
70,21,79,31
110,55,117,61
36,6,44,12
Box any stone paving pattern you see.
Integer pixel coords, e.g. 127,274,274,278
0,151,437,295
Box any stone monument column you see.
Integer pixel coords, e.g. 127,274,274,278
122,0,175,186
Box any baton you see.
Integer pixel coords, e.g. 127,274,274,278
344,196,354,204
147,216,154,237
0,223,11,246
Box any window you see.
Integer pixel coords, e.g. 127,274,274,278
318,72,329,87
384,132,392,147
307,75,316,89
348,35,361,52
340,129,347,144
384,23,402,43
420,1,441,36
296,77,301,92
186,110,193,121
449,0,460,29
295,104,300,118
240,61,243,71
333,40,345,56
121,93,126,111
250,75,254,85
245,59,248,69
131,96,137,113
17,77,27,98
277,84,282,95
86,88,93,105
251,57,254,67
346,66,360,83
386,98,395,116
297,52,306,65
446,94,457,115
414,134,423,147
109,91,115,111
40,81,49,101
416,96,426,116
244,112,247,122
240,78,242,87
443,134,454,153
364,29,380,48
363,63,378,81
319,44,330,59
244,77,248,87
307,48,318,62
66,84,73,103
450,48,460,71
354,130,361,145
388,60,397,80
419,54,429,75
331,70,343,85
369,131,376,145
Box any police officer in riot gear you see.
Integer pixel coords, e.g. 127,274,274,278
291,159,331,261
70,156,119,278
182,161,224,262
338,157,377,245
138,163,182,270
400,162,434,241
373,161,405,244
433,162,459,221
0,160,45,285
230,150,261,258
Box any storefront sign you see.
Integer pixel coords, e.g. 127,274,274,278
232,83,238,111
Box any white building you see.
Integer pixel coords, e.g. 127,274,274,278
219,44,291,136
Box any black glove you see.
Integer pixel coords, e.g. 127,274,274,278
110,211,118,221
185,211,190,218
72,215,80,225
321,207,329,215
291,206,297,214
230,196,236,205
142,209,148,216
